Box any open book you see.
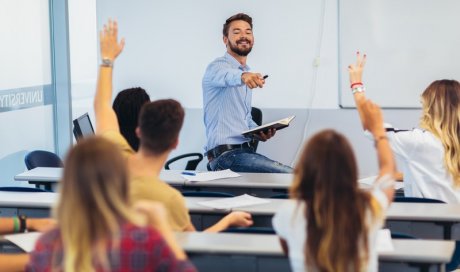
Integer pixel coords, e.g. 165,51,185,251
242,115,295,139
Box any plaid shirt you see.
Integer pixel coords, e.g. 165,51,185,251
26,223,196,272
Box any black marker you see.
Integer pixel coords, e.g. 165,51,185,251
263,75,269,79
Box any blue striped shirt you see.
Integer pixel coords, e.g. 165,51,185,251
202,52,258,152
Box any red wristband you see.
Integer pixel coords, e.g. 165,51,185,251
350,82,363,88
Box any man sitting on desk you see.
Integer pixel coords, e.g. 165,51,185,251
94,19,252,232
203,13,292,173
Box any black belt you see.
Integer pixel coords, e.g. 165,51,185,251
207,142,253,161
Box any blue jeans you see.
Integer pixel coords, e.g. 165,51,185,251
208,148,293,173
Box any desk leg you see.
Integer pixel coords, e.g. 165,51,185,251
435,222,454,240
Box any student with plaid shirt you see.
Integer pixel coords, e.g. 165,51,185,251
27,137,196,272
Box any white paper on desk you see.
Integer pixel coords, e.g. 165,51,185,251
4,232,42,253
181,169,241,182
198,194,270,210
377,229,394,252
359,176,404,190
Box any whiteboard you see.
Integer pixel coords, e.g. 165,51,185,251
96,0,326,108
339,0,460,108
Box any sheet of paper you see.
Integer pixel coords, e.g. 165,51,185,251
181,169,241,182
376,229,394,252
4,232,42,253
359,176,404,190
198,194,270,210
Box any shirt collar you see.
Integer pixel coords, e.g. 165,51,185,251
224,52,250,71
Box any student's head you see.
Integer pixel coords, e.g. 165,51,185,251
223,13,254,57
56,137,133,271
137,99,184,156
420,79,460,186
113,87,151,151
291,130,371,271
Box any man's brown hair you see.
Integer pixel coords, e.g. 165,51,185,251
223,13,253,37
138,99,185,155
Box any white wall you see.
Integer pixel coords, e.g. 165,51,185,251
67,0,423,177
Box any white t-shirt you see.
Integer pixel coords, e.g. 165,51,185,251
385,127,460,203
272,180,390,272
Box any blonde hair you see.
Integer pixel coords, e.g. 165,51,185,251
54,137,136,272
291,130,375,272
420,80,460,187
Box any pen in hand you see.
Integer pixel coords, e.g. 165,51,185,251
263,75,269,79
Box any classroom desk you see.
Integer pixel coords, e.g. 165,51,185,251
16,168,376,197
186,197,460,239
0,189,459,240
176,232,455,272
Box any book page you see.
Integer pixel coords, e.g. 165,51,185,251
198,194,270,210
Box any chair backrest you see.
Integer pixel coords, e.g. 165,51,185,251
24,150,63,170
270,193,289,199
251,107,263,126
0,187,49,192
224,227,276,234
182,191,235,198
393,196,445,203
250,107,263,152
165,153,203,170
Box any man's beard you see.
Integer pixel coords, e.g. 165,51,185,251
228,39,253,57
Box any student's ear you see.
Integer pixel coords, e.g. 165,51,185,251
223,36,228,46
135,127,141,139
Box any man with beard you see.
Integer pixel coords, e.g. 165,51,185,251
202,13,292,173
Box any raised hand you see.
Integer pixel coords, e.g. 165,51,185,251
100,19,125,62
348,51,366,85
242,72,265,89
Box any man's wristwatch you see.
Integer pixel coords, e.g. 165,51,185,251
101,58,113,67
19,215,27,233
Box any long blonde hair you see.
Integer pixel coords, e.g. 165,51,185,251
55,137,135,272
420,80,460,187
291,130,376,272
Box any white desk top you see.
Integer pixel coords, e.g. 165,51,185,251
14,167,62,182
176,232,455,263
0,192,57,208
15,168,376,191
186,197,460,223
2,191,460,224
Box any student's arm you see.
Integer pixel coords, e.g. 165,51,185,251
0,218,55,234
348,53,396,201
204,211,253,233
94,19,125,134
359,97,396,202
0,254,29,272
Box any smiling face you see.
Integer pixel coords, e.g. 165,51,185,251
224,20,254,57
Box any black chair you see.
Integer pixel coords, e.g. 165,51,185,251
390,231,416,239
182,191,235,198
250,107,263,152
393,196,445,203
270,193,289,199
224,227,276,235
165,107,263,171
0,187,49,192
24,150,63,170
24,150,63,190
165,153,203,170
